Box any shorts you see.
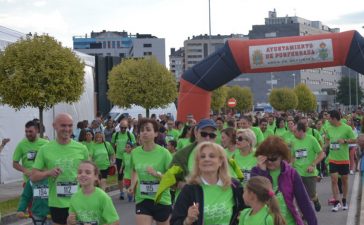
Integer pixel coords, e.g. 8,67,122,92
123,178,131,188
50,207,69,224
329,163,350,176
135,199,172,222
100,168,109,179
115,158,124,181
301,176,317,199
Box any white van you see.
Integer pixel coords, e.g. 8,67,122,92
107,103,177,122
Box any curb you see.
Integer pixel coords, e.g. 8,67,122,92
346,172,361,225
0,184,119,225
360,173,364,225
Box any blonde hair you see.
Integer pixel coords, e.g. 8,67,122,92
187,142,231,189
246,176,286,225
236,128,257,148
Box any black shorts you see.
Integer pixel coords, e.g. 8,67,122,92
50,207,69,224
135,199,172,222
115,158,124,181
329,163,350,176
100,168,109,179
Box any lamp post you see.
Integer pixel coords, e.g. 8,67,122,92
292,73,296,88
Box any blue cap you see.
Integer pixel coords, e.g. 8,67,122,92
197,119,217,130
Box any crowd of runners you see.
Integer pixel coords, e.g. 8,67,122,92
4,108,364,225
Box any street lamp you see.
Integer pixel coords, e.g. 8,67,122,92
292,73,296,88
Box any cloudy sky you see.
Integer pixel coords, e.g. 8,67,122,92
1,0,364,58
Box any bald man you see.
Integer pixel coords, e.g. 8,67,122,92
31,113,89,225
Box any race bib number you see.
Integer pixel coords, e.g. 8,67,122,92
295,149,308,159
242,170,251,181
330,143,340,150
140,181,159,196
56,181,78,197
33,185,49,199
27,151,37,161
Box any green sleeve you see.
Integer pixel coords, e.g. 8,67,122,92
314,130,324,146
111,133,116,144
12,142,22,162
106,142,114,156
17,181,33,212
33,148,45,170
101,195,119,224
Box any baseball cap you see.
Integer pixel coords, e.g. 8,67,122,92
197,119,217,130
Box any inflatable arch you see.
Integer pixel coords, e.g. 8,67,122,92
177,30,364,122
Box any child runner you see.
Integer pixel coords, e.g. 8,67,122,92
239,176,286,225
67,161,119,225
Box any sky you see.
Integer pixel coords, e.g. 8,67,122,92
1,0,364,63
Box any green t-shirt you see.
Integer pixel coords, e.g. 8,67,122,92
82,141,94,152
89,142,114,170
202,184,234,225
131,144,172,205
69,187,119,225
32,140,89,208
166,129,180,142
291,135,322,177
326,123,355,163
176,138,192,150
238,205,273,225
188,147,197,173
306,128,323,146
274,128,287,138
12,138,49,181
234,151,257,183
267,122,276,132
251,127,264,146
111,131,136,159
282,131,294,145
261,129,274,140
122,152,132,179
225,148,238,159
269,169,295,225
215,129,222,145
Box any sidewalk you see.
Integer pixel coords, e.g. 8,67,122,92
0,181,118,225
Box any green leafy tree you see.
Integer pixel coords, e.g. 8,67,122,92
227,86,253,113
0,35,85,137
108,56,177,117
211,86,228,113
294,83,317,112
336,75,363,106
269,88,298,111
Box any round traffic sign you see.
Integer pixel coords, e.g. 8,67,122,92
227,98,237,108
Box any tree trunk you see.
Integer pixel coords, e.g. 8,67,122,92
146,108,150,118
39,107,44,138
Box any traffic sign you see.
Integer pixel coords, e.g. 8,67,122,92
227,98,237,108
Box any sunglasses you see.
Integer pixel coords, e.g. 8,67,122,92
236,136,248,142
266,156,279,162
120,127,128,130
200,131,217,139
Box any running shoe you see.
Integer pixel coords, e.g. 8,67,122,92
332,202,341,212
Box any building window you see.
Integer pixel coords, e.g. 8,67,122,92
107,41,111,48
144,52,152,56
112,41,115,48
119,53,125,57
106,53,111,56
144,43,152,48
117,41,120,48
102,41,106,48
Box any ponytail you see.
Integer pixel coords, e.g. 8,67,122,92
267,195,286,225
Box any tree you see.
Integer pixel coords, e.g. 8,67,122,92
294,83,317,112
108,56,177,117
269,88,298,111
226,86,253,113
210,85,228,113
336,75,363,106
0,35,85,137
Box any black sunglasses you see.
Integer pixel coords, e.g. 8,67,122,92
200,131,217,139
236,136,247,142
120,126,128,130
267,156,279,162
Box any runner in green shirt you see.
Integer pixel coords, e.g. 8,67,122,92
176,125,193,150
89,132,115,190
13,120,49,182
273,117,287,138
111,119,136,200
215,117,225,145
291,122,325,212
240,116,264,147
128,118,172,225
240,176,285,225
31,113,89,225
166,119,180,143
259,118,274,140
68,161,119,225
324,110,356,212
81,129,94,152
